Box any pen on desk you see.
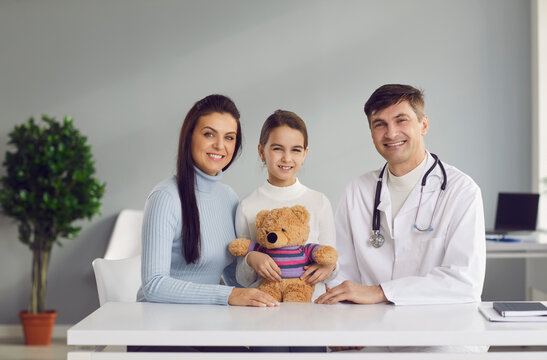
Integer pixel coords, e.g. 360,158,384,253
486,237,521,242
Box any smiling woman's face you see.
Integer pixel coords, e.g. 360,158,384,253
191,112,238,176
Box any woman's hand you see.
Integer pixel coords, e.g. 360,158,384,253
228,288,279,307
246,251,282,282
300,263,336,285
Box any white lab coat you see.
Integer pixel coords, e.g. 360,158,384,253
331,152,486,305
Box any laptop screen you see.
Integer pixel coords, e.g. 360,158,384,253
494,192,540,232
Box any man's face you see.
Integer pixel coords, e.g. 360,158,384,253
369,101,428,175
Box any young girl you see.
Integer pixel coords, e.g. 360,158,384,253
235,109,337,301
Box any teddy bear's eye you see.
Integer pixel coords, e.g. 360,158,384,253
281,228,286,232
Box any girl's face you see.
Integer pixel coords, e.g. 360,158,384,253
258,125,308,187
191,112,238,176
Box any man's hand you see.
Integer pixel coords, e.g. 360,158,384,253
246,251,282,282
314,280,387,304
300,263,336,285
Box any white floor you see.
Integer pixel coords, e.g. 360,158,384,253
1,336,547,360
0,338,73,360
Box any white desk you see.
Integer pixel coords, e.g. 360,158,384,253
486,232,547,259
67,302,547,359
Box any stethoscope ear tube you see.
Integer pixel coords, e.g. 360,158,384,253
438,157,447,190
372,163,388,232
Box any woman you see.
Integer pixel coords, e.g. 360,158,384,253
137,94,278,307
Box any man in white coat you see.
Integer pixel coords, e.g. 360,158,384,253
316,84,486,306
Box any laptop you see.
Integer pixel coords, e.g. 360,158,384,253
486,192,540,235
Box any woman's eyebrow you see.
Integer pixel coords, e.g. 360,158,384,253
201,126,236,135
201,126,217,133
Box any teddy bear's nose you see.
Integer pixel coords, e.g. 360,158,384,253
267,232,278,243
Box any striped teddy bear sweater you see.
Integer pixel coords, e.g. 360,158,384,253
247,242,321,278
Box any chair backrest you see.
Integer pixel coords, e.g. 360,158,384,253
104,209,144,260
92,256,141,306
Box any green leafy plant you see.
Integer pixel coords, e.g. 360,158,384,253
0,115,105,314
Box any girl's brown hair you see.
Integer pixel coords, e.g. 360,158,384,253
259,110,308,148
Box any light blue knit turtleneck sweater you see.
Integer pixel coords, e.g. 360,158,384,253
137,167,239,305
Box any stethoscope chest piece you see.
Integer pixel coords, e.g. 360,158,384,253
369,230,385,248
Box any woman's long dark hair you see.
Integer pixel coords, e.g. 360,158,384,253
176,94,241,264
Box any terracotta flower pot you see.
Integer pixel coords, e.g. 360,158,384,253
19,310,57,345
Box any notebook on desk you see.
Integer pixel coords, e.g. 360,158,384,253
479,302,547,322
493,302,547,317
486,192,540,236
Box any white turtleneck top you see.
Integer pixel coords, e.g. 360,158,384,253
386,154,428,220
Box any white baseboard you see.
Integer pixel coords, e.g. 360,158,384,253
0,324,72,339
529,287,547,301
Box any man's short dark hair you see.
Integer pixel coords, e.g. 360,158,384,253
364,84,425,126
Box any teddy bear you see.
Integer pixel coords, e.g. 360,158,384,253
229,205,338,302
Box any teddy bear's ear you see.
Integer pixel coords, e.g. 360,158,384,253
290,205,310,224
255,209,270,228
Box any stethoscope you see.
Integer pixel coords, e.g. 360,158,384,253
369,153,447,248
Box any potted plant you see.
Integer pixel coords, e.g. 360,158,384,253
0,115,105,345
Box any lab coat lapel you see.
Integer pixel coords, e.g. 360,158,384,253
376,181,393,237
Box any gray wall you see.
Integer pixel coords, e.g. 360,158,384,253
0,0,531,324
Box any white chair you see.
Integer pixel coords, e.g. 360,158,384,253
104,209,143,260
92,256,142,306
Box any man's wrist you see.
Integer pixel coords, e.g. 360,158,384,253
375,285,388,303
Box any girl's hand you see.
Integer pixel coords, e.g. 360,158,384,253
228,288,279,307
246,251,282,282
301,263,336,285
